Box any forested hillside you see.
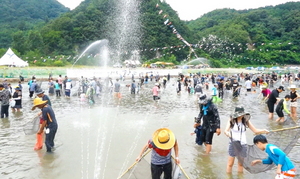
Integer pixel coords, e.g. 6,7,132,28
0,0,69,49
0,0,299,67
186,2,300,67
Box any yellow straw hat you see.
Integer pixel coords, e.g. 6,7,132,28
32,98,48,110
152,128,175,150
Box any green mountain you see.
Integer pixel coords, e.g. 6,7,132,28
3,0,193,66
0,0,69,50
186,2,300,67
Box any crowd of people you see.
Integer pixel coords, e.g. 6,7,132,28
137,71,298,179
1,70,299,178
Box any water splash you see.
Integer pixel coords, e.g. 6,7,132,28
184,58,211,66
108,0,141,64
72,39,109,67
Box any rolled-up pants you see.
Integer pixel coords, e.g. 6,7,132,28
45,126,58,152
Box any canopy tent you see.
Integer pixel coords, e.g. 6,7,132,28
0,48,28,67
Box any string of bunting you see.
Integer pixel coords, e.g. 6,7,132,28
22,41,297,63
155,2,198,59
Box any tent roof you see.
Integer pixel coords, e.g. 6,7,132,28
0,48,28,67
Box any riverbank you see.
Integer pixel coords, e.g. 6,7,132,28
0,66,283,83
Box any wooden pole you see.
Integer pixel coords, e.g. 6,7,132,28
255,126,300,135
171,155,191,179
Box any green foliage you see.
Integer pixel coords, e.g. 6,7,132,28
0,0,69,48
53,61,64,67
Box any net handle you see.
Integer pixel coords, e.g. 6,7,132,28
171,155,191,179
117,148,152,179
254,126,300,135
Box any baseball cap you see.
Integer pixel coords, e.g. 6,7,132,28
278,86,285,91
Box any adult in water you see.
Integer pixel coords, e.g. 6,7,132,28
136,128,179,179
195,94,221,154
224,106,268,173
267,86,285,120
32,98,58,153
288,85,300,120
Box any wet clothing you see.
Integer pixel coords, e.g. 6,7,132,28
268,89,280,113
42,95,52,106
131,82,136,94
29,82,37,98
262,144,295,172
54,83,61,97
194,125,202,145
290,91,297,103
197,101,220,145
218,82,224,98
41,105,58,152
232,82,239,91
48,81,54,95
276,99,290,117
0,89,11,118
12,91,22,109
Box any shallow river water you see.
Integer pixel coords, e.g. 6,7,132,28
0,73,299,179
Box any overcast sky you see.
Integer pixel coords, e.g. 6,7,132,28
57,0,299,20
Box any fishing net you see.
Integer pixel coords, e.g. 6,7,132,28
118,157,152,179
118,152,189,179
234,123,300,174
23,116,40,135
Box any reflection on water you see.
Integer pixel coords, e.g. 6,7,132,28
0,77,299,179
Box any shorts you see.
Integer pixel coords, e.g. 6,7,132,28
200,128,215,145
276,109,284,117
267,101,275,113
290,102,297,108
228,142,247,157
280,168,296,179
153,96,160,100
246,88,251,92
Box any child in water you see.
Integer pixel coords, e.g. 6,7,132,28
275,95,291,123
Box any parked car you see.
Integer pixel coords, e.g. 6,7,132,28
245,66,254,70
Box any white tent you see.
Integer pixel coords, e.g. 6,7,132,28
0,48,28,67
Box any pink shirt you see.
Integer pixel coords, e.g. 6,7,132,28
262,88,271,97
57,77,62,84
152,86,159,96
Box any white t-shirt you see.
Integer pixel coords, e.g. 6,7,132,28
245,80,252,89
231,122,247,145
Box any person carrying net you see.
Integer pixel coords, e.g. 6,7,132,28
224,107,268,173
136,128,179,179
251,135,296,179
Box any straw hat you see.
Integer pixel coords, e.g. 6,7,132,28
32,98,48,110
231,106,250,118
152,128,176,150
288,84,297,89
